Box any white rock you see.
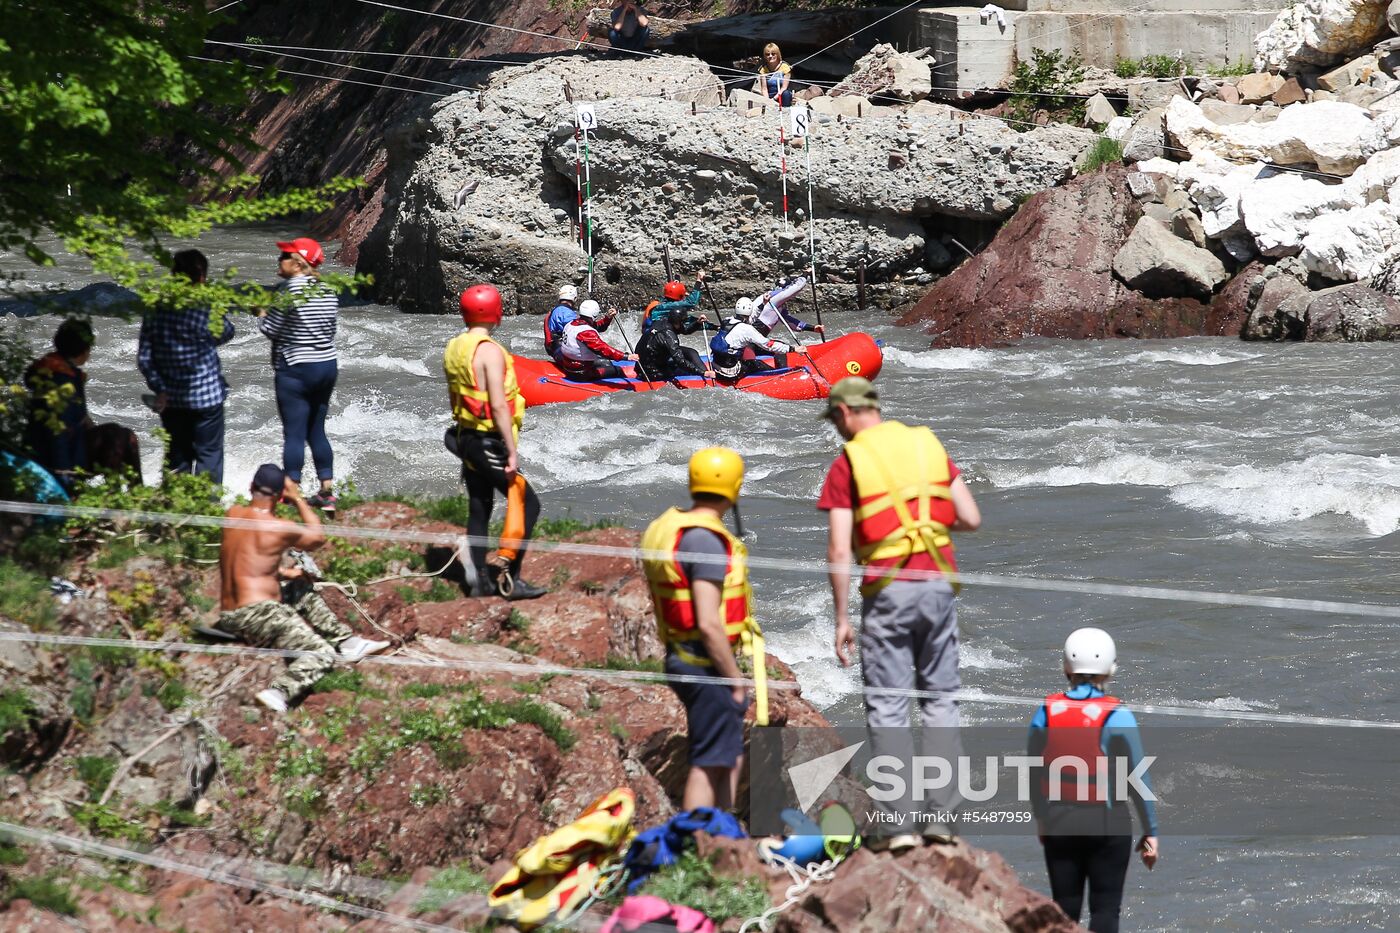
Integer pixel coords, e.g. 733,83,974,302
1134,157,1181,179
1344,146,1400,202
1254,0,1391,73
1299,200,1400,279
1085,93,1118,126
1105,115,1133,143
1121,107,1166,162
1239,171,1365,255
1183,156,1271,237
1165,96,1385,175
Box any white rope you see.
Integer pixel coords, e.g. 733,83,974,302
739,853,844,933
5,498,1396,620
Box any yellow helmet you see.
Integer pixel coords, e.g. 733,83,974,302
689,447,744,503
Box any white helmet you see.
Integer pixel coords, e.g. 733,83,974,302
578,298,602,320
734,297,756,320
558,284,578,303
1063,627,1116,676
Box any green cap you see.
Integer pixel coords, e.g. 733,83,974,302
820,377,880,419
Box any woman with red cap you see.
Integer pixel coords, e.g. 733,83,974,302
258,237,340,515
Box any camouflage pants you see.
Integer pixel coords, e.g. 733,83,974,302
217,591,352,701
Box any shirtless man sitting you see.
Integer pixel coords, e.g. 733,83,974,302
217,464,388,713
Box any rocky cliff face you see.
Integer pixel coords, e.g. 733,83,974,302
0,501,1068,931
360,54,1093,314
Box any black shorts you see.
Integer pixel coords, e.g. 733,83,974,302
666,650,746,768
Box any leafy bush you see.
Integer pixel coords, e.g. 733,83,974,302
75,755,117,799
1079,136,1124,173
1216,56,1254,77
1007,49,1087,126
1113,58,1140,78
0,560,54,630
67,469,229,567
640,850,770,922
0,689,34,738
1139,54,1186,78
0,325,34,461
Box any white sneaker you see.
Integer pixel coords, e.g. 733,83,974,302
869,833,922,853
338,636,391,663
255,688,289,714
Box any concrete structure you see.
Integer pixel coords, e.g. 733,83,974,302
906,0,1288,92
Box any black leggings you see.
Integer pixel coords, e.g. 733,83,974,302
442,427,541,578
1042,834,1132,933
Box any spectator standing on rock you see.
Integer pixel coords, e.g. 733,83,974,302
608,1,650,53
641,447,766,811
1029,627,1158,933
819,377,980,850
443,284,546,600
257,237,339,516
138,249,234,485
759,43,794,107
216,464,388,713
24,319,142,491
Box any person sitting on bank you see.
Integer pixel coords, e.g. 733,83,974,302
557,299,637,380
709,298,793,381
759,43,794,107
753,274,823,338
637,307,714,381
643,271,709,333
1029,627,1158,933
137,249,235,485
216,464,389,713
24,318,142,491
608,1,651,53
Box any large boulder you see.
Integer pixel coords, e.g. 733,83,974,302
899,167,1245,346
1121,107,1166,162
362,54,1093,312
1165,96,1394,175
1299,200,1400,280
1242,257,1314,338
1112,216,1228,299
1239,170,1365,255
828,43,932,102
1254,0,1392,72
1305,282,1400,338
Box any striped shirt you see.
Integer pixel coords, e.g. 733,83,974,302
258,275,338,368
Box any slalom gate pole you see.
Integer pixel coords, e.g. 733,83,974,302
778,100,789,231
613,308,656,385
582,125,595,293
573,123,585,256
804,130,825,342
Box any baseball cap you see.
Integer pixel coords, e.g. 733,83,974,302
819,377,880,420
275,237,325,268
251,463,287,495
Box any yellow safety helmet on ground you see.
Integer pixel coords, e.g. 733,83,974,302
689,447,744,503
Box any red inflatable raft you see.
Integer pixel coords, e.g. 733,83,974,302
513,332,882,408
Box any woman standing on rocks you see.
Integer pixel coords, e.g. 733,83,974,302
258,237,339,515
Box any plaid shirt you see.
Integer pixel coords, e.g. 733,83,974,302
137,307,234,410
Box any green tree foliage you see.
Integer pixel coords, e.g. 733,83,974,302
1007,49,1087,127
0,2,367,319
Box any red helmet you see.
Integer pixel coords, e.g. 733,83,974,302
663,280,687,301
459,284,503,325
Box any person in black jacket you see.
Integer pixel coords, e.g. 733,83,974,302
637,308,715,381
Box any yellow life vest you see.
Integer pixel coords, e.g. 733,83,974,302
640,507,768,726
844,420,960,597
444,330,525,440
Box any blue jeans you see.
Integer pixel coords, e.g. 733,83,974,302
160,405,225,485
274,360,337,483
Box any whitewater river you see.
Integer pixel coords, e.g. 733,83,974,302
6,228,1400,930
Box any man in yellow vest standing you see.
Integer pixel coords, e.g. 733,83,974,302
443,284,545,600
642,448,767,811
819,377,981,848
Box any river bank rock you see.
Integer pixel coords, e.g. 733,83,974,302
1254,0,1392,72
898,167,1247,346
360,53,1093,313
1112,216,1228,299
828,43,933,102
0,500,1065,931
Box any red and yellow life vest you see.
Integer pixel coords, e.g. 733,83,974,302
844,420,959,597
640,507,767,725
444,330,525,440
1041,692,1122,804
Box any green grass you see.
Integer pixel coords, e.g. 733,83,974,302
639,850,770,921
396,580,460,604
311,669,385,697
414,863,488,913
1079,136,1124,173
0,842,27,866
2,872,78,916
587,655,665,674
0,689,34,737
533,516,623,540
1216,56,1254,77
1114,54,1186,79
0,560,55,630
75,755,117,799
74,803,146,843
